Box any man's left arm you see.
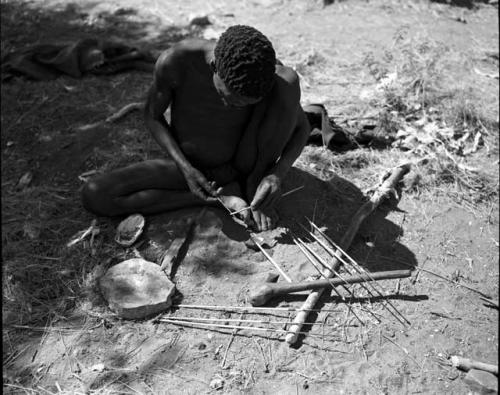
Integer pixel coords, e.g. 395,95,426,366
250,106,310,210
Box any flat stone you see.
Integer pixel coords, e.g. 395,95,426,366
464,369,498,395
99,258,175,319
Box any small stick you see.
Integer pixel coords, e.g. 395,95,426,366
306,221,410,326
229,185,304,216
230,206,252,216
385,257,492,299
281,185,305,198
221,312,243,368
172,304,342,313
450,355,498,375
382,335,422,369
159,318,341,340
480,296,499,308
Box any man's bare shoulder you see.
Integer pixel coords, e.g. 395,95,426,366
154,39,214,84
276,64,299,85
274,64,301,103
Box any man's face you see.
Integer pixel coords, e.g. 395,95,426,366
212,73,262,108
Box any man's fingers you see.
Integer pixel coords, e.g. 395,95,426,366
250,185,269,210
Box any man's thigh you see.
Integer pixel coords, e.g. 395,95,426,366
96,158,188,195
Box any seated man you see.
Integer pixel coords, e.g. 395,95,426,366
82,25,310,232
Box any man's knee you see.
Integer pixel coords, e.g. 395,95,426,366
81,179,113,216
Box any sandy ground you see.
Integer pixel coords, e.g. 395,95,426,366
2,0,499,394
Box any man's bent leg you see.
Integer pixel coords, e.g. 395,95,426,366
82,158,205,216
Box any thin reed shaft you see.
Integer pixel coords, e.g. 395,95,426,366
292,236,365,326
297,222,388,322
159,318,341,340
165,316,341,327
296,236,382,324
309,221,410,325
173,304,341,313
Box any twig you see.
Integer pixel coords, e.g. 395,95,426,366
480,296,499,308
221,312,244,368
156,369,209,385
382,256,492,299
74,102,143,131
229,185,304,216
382,335,422,369
281,185,305,198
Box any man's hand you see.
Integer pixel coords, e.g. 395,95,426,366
250,174,282,211
182,166,218,201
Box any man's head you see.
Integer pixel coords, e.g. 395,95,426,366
212,25,276,107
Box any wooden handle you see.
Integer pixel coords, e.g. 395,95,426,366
249,269,412,306
270,270,411,295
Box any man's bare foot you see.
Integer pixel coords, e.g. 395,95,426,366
250,207,279,232
219,195,253,226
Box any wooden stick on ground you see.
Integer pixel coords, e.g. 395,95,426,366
221,312,244,368
285,163,410,345
450,355,498,375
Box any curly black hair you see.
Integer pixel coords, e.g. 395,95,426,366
214,25,276,98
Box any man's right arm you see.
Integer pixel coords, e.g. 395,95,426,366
144,48,217,200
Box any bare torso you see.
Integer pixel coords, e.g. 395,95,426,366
167,41,254,169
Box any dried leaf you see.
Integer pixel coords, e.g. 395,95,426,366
17,171,33,189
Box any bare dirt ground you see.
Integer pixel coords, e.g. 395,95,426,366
2,0,499,394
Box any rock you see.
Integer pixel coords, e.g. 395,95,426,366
99,258,175,319
464,369,498,394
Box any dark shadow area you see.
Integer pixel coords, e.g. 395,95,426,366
1,1,191,56
429,0,493,9
135,167,418,285
1,0,195,181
